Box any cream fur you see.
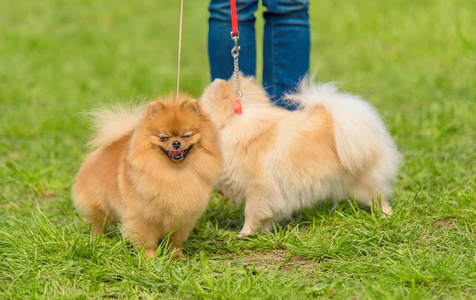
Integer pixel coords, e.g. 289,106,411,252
200,75,401,237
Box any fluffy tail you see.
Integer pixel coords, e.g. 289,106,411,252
84,103,146,150
286,77,401,194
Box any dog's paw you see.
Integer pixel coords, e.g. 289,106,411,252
238,228,255,239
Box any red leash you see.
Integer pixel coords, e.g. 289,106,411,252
229,0,242,114
230,0,239,35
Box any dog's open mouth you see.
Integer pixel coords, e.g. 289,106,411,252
164,146,192,162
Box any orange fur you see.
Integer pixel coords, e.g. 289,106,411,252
72,96,223,258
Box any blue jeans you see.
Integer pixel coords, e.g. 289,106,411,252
208,0,310,109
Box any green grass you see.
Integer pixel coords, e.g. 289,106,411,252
1,0,475,298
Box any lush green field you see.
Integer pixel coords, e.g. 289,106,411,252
1,0,475,298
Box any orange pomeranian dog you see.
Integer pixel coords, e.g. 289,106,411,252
72,96,223,258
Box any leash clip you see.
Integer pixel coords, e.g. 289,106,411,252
230,32,240,58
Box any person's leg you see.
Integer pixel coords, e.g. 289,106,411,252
208,0,259,80
261,0,310,109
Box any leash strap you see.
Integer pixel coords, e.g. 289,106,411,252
176,0,184,98
230,0,239,35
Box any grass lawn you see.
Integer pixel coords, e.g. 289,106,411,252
1,0,475,298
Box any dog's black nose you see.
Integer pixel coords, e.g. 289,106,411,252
172,140,181,149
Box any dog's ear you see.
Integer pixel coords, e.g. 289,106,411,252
207,79,227,98
147,101,166,117
181,99,200,115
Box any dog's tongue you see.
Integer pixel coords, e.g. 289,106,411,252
168,150,183,157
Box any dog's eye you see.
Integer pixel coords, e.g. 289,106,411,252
160,136,169,142
182,135,191,139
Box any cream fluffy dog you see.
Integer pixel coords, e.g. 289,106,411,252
200,76,401,237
